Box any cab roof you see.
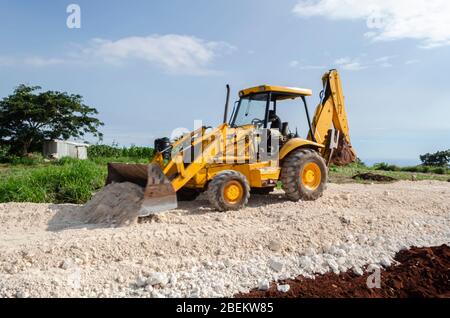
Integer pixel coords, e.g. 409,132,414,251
239,85,313,99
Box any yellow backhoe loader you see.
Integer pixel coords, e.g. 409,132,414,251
106,69,356,216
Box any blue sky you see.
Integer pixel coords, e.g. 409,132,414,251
0,0,449,165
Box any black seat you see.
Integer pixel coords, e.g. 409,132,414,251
268,110,282,130
281,122,289,136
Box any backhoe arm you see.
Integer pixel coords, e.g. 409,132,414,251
161,124,228,192
310,70,356,165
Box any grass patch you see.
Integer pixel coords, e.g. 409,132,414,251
329,163,450,184
0,156,151,204
0,159,106,204
373,162,448,175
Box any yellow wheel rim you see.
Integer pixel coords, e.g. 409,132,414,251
223,180,244,204
301,162,322,191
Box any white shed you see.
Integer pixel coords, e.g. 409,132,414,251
43,140,89,160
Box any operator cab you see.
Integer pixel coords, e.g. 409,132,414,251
229,85,314,141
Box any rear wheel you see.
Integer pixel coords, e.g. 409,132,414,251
207,170,250,211
176,188,201,201
281,148,327,201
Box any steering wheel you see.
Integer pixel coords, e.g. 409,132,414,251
251,118,264,127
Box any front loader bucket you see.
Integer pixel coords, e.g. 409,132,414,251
107,163,177,217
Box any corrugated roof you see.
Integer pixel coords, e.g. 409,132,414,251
48,140,90,147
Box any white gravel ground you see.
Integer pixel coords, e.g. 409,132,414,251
0,180,449,298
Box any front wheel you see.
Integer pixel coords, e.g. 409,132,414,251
281,148,327,201
207,170,250,211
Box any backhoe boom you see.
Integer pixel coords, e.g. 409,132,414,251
310,70,356,165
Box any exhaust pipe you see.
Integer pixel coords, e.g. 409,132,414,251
223,84,230,124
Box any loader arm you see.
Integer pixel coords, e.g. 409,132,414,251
309,70,356,165
159,124,228,192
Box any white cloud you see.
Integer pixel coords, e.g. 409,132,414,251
80,34,235,75
374,55,396,68
0,56,66,67
379,62,392,68
289,60,300,68
405,59,420,65
289,60,325,70
0,56,15,66
299,65,326,70
291,56,394,71
374,55,396,63
0,34,235,75
334,57,367,71
293,0,450,48
23,57,66,66
334,55,397,70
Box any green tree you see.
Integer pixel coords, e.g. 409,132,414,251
420,149,450,167
0,85,103,155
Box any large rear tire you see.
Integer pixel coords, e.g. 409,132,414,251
207,170,250,211
281,148,327,201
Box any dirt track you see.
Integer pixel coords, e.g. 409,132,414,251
0,181,449,298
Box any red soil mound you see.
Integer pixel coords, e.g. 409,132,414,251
236,245,450,298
